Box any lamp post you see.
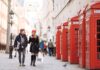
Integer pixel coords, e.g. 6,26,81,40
6,0,11,53
47,26,51,42
9,10,14,59
48,26,51,32
6,0,14,54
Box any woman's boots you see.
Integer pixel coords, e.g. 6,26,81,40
31,55,36,66
33,55,36,66
31,55,33,66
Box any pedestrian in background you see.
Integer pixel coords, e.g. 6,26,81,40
39,40,45,56
39,40,44,51
48,39,54,56
14,29,28,66
29,30,39,66
44,41,47,55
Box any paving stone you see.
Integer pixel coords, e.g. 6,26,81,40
0,53,85,70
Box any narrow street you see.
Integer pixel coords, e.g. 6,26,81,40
0,53,85,70
0,0,100,70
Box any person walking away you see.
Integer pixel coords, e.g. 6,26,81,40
29,30,39,66
44,41,47,55
48,39,54,56
39,40,45,56
14,29,28,66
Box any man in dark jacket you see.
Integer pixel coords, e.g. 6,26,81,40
14,29,28,66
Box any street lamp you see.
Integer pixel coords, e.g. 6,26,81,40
47,26,51,42
9,10,14,59
9,10,14,20
6,0,12,53
48,26,51,32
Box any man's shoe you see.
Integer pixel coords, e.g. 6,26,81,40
30,63,32,66
33,64,36,67
19,64,22,66
30,62,32,66
14,55,16,57
22,64,26,67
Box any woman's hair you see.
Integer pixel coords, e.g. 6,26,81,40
32,30,36,33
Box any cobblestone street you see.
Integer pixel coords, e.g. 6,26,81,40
0,53,85,70
0,0,100,70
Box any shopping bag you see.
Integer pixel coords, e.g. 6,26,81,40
16,42,20,50
37,52,44,62
12,49,17,57
12,50,16,56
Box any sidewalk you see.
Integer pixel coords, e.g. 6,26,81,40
0,53,85,70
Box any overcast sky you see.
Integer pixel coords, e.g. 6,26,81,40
23,0,44,23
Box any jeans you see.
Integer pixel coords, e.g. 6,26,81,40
48,48,53,56
18,49,26,64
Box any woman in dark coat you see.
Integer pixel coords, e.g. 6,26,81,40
29,30,39,66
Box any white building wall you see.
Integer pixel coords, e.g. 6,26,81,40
54,0,87,26
53,0,100,43
54,0,100,26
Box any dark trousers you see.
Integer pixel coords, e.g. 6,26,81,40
9,46,13,59
18,49,25,64
48,47,53,56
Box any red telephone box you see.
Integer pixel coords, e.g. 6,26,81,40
85,2,100,70
61,22,68,61
78,6,88,68
68,16,80,64
56,26,61,59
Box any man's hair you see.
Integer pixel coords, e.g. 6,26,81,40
20,29,25,33
20,29,25,32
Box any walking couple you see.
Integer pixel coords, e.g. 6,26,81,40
14,29,39,67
